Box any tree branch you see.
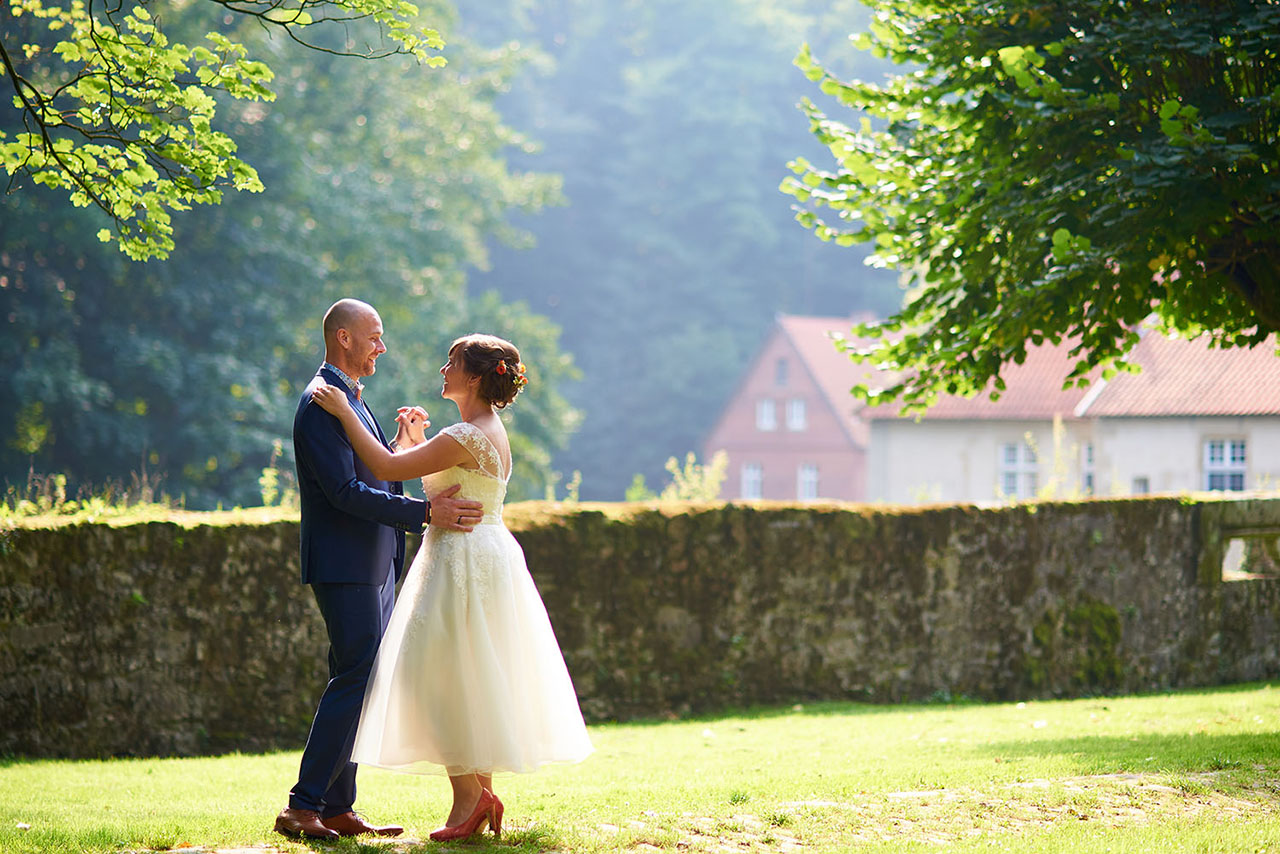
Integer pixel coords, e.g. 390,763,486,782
0,37,118,218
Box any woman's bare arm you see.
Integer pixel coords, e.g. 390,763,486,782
310,384,471,481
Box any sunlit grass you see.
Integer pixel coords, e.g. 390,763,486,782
1,683,1278,853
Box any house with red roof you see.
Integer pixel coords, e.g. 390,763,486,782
702,314,874,501
864,337,1101,503
706,317,1280,503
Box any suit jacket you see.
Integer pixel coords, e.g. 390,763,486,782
293,366,426,586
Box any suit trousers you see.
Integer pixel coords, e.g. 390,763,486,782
289,574,395,815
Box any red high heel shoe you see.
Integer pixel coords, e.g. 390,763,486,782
490,791,504,839
429,789,498,842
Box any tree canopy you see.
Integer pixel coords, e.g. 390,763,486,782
0,1,575,507
783,0,1280,411
4,0,909,502
1,0,443,260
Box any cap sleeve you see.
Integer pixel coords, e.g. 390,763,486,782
439,422,503,479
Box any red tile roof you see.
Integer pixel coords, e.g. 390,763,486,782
865,337,1100,421
779,316,1280,421
1080,330,1280,417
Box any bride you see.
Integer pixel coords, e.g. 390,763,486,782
311,333,593,841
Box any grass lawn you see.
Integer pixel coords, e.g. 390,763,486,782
2,683,1279,853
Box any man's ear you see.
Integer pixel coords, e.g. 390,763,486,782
337,328,349,348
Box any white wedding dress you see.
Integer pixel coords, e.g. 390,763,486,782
350,421,594,775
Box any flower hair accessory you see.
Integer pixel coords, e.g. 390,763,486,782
513,362,529,390
496,361,507,375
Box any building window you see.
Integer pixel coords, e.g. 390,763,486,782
999,441,1038,498
775,358,788,387
755,399,777,432
1132,476,1150,494
797,463,819,500
741,463,763,499
1082,443,1095,496
786,399,807,432
1204,439,1246,491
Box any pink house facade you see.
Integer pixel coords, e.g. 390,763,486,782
703,315,870,501
709,317,1280,505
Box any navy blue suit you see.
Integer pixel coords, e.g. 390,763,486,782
288,366,426,816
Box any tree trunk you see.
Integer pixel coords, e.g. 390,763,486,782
1223,246,1280,333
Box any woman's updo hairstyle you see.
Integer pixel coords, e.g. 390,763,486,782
449,333,528,409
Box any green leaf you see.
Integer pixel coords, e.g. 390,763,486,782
786,0,1280,413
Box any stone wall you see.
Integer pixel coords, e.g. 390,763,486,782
2,496,1278,758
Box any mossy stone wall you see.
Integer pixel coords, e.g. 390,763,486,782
2,496,1278,758
0,520,315,758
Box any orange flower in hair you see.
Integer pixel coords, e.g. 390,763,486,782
496,361,507,375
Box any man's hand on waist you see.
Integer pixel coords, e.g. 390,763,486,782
430,483,484,532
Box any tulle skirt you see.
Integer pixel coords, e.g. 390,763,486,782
350,524,594,775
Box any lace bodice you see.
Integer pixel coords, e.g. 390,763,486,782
422,422,509,525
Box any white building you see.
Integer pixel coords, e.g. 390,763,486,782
866,330,1280,503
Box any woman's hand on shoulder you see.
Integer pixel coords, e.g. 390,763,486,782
311,383,353,418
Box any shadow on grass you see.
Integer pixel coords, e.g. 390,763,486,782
605,680,1278,728
300,822,562,853
974,731,1280,774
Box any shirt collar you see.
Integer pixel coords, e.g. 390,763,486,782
322,362,363,399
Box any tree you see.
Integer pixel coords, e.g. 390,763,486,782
1,0,444,260
0,2,575,507
783,0,1280,411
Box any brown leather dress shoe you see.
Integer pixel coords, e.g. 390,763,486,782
321,811,404,838
274,807,339,839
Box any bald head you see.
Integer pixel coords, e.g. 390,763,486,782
323,299,377,348
322,298,386,378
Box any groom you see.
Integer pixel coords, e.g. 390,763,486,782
275,298,484,839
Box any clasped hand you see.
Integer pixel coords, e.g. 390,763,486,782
393,405,429,449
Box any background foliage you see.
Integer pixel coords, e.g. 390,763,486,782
465,0,901,499
1,0,575,506
1,0,444,260
784,0,1280,411
3,0,913,504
